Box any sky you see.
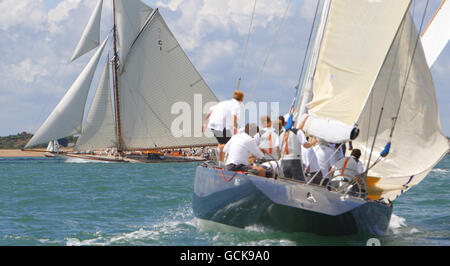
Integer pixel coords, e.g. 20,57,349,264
0,0,448,137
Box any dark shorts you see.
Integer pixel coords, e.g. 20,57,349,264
226,164,252,172
281,159,305,181
308,171,324,185
212,128,232,144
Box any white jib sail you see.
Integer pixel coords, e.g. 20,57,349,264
115,0,153,69
71,0,103,62
421,0,450,68
305,0,411,127
355,13,449,202
117,10,219,149
75,55,117,151
26,38,109,148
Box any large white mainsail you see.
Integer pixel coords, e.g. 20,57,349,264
305,0,411,126
71,0,104,62
355,13,449,202
115,0,153,69
26,38,108,148
75,56,117,151
116,9,219,149
421,0,450,68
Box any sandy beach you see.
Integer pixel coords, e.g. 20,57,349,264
0,149,46,158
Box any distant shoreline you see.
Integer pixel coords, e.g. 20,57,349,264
0,149,45,158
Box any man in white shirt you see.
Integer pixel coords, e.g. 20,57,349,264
313,140,338,185
280,118,317,181
302,145,322,184
330,149,366,196
224,124,267,177
258,115,281,160
202,90,244,162
332,149,364,179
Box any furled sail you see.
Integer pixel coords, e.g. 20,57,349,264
354,13,449,202
26,38,108,148
421,0,450,68
117,10,219,149
71,0,103,62
115,0,153,68
75,56,117,151
305,0,411,127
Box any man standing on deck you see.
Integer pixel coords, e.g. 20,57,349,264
202,90,244,164
258,115,281,161
280,118,317,181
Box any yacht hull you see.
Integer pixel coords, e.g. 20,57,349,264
193,166,392,236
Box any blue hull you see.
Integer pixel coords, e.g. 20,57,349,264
193,166,392,236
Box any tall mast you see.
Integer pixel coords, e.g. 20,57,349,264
112,0,123,152
297,0,332,118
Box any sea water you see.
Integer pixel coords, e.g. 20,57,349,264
0,156,448,246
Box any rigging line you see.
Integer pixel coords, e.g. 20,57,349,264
236,0,257,90
421,0,446,38
291,0,321,113
247,0,292,101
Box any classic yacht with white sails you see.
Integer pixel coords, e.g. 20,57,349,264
193,0,449,235
25,0,218,162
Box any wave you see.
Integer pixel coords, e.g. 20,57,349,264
64,157,110,164
388,214,420,235
431,168,449,174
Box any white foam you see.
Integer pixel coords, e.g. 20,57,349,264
431,168,449,174
64,157,110,164
389,214,421,235
389,214,407,230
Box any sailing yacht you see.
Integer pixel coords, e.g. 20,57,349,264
25,0,218,162
44,140,61,158
193,0,449,235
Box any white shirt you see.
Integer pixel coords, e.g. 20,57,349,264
258,127,280,160
332,156,364,176
302,147,320,173
280,129,307,160
313,144,338,178
224,133,264,166
207,99,241,131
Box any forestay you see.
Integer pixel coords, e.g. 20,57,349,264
26,38,108,148
117,10,218,149
355,13,449,202
75,56,117,151
71,0,103,62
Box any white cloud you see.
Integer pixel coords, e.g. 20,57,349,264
10,59,50,84
47,0,82,34
0,0,47,31
156,0,294,50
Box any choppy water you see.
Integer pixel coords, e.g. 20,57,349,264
0,155,448,246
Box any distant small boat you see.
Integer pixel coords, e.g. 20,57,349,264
44,140,60,158
24,0,218,163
